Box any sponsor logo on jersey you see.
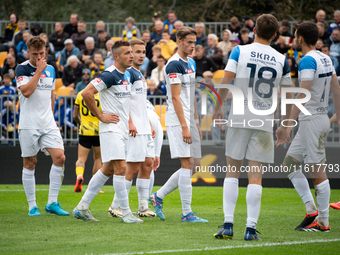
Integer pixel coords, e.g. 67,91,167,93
188,69,193,74
169,73,177,79
17,77,23,82
41,74,46,78
250,51,276,62
122,81,129,85
92,78,102,85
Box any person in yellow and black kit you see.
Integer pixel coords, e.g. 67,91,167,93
122,17,141,41
73,88,103,193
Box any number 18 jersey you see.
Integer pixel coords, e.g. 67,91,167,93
225,43,291,133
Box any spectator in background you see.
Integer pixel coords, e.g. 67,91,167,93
104,40,115,68
1,100,18,145
49,22,69,59
54,97,77,134
78,37,99,63
147,79,163,105
95,29,109,58
239,27,253,45
270,20,293,54
217,29,232,56
4,46,18,67
170,20,184,42
316,22,330,43
147,45,162,77
1,54,17,81
39,33,55,55
242,15,255,39
224,38,240,65
194,45,218,79
141,30,154,60
286,56,298,78
328,10,340,34
326,28,340,59
12,19,27,46
71,21,91,51
321,45,340,75
84,59,96,77
150,20,163,44
150,55,166,86
103,39,114,60
75,69,91,93
163,10,178,35
64,14,79,37
93,53,104,73
62,55,84,88
122,17,141,41
2,14,18,45
204,34,224,69
30,23,42,36
59,39,80,70
195,22,207,47
157,30,177,60
45,43,59,78
229,16,241,40
148,12,161,33
93,20,111,42
315,10,327,27
0,74,16,107
16,31,31,63
316,38,324,51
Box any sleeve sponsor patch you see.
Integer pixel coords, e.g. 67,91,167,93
169,73,177,79
17,77,23,82
92,78,102,85
122,81,129,85
188,69,193,74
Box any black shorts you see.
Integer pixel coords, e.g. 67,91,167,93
79,135,100,149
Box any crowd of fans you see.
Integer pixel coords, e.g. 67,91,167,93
0,10,340,144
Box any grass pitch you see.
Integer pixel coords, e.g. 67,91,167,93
0,185,339,254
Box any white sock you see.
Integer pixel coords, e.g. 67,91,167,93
157,169,180,199
149,170,155,195
223,178,239,223
288,170,317,214
178,168,192,216
111,179,132,209
78,170,109,210
315,179,330,227
22,168,36,211
246,184,262,229
48,165,64,204
137,178,150,211
114,175,131,216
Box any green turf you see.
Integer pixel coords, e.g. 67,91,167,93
0,185,339,254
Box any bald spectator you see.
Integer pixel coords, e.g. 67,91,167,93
195,22,208,47
150,20,163,44
270,20,293,54
194,45,217,79
170,20,184,42
329,10,340,34
315,9,327,27
317,22,330,43
242,15,255,39
71,21,91,50
64,14,79,36
229,16,241,40
157,30,177,60
203,34,223,69
59,39,80,70
2,14,18,45
78,37,99,62
326,28,340,59
141,30,154,60
163,10,178,35
122,17,141,41
148,12,162,33
12,19,27,46
49,22,69,58
93,20,111,42
217,29,232,56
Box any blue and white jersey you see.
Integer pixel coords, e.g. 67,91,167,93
0,84,16,103
127,67,151,135
91,65,131,136
298,50,336,121
146,100,163,157
225,43,292,133
16,60,56,129
164,53,196,127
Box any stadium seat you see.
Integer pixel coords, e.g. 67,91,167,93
54,78,64,92
200,115,212,132
154,105,166,118
0,51,8,68
56,86,73,96
111,37,122,42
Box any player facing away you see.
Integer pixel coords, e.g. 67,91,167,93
73,84,103,193
212,14,293,240
108,39,157,218
276,22,340,232
16,36,69,216
73,40,144,223
146,99,164,195
149,27,208,223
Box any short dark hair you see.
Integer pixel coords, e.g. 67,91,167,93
26,36,45,50
157,55,166,62
321,45,330,50
129,39,145,48
281,20,289,27
255,14,279,40
112,40,131,56
240,27,250,34
3,73,12,80
177,26,197,41
333,27,340,33
162,30,170,35
296,22,319,46
141,30,150,36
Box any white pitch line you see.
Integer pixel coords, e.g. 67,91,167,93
106,238,340,255
0,189,69,192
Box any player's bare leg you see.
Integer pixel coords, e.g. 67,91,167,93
75,144,90,192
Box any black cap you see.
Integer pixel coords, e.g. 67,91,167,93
153,12,160,18
242,15,251,22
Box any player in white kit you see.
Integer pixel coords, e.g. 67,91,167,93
73,41,143,223
212,14,293,240
108,39,156,218
276,22,340,232
149,27,208,223
16,36,69,217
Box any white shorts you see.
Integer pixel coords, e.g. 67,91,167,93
225,127,274,163
127,134,155,162
287,115,330,164
167,125,202,159
100,132,127,163
19,128,64,157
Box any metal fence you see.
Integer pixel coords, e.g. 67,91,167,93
1,94,339,147
1,20,333,39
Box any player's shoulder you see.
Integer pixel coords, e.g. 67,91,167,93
15,60,34,76
299,53,317,71
97,65,127,86
127,66,142,83
165,54,186,74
